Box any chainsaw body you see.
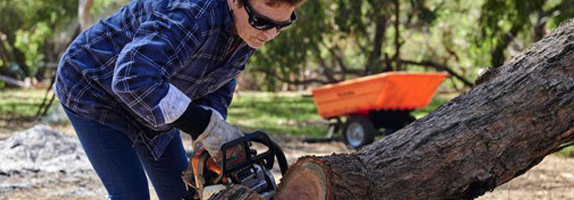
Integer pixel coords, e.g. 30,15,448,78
190,131,288,200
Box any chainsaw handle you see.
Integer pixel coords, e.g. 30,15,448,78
247,131,289,175
269,138,289,175
220,131,289,180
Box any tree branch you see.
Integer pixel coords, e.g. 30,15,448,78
251,68,329,86
319,40,351,78
311,45,339,83
401,59,474,87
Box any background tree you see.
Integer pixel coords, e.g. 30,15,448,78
0,0,77,83
478,0,574,68
2,0,574,92
246,0,475,91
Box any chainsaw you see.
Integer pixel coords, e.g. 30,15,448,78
182,131,289,200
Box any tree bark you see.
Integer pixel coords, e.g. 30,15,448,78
214,19,574,199
208,185,264,200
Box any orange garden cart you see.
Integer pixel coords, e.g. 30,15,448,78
310,72,448,149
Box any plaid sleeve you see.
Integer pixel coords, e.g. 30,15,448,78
194,78,237,120
112,9,204,128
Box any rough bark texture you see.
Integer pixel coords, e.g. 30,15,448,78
214,19,574,200
208,185,263,200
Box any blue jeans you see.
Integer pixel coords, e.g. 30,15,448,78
63,105,193,200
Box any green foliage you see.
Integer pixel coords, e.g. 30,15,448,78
477,0,574,67
0,0,77,80
248,0,480,91
247,0,574,91
91,0,130,19
1,0,573,92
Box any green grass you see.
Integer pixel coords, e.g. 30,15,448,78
227,91,452,138
2,88,573,158
556,145,574,158
0,88,47,119
411,93,452,119
227,91,326,137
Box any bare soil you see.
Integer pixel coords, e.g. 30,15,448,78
0,126,573,200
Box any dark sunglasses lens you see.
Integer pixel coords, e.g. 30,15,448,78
248,10,297,31
251,16,276,30
277,12,297,30
277,22,294,30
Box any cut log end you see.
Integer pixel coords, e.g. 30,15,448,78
275,157,328,200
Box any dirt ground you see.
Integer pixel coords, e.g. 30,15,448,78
0,125,573,200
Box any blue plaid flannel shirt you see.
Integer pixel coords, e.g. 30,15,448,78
53,0,255,159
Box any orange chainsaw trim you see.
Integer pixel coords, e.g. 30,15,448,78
311,72,448,119
191,150,228,184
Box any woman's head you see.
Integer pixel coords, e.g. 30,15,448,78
227,0,306,49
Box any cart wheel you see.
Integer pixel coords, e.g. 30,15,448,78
342,115,376,149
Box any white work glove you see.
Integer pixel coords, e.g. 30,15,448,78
192,112,244,162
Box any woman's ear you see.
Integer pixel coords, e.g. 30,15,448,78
233,0,244,8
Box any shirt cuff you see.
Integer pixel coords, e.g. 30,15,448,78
159,84,192,124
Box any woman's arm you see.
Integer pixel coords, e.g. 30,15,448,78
194,78,238,120
112,8,205,128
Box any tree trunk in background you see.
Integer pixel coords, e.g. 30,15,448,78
213,19,574,200
79,0,94,31
490,24,522,68
366,14,387,74
393,0,401,71
533,8,547,43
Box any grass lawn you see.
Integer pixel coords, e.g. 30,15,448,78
227,91,327,137
1,88,572,157
227,91,453,138
0,89,451,138
0,88,47,120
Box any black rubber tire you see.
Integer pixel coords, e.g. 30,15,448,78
342,115,376,149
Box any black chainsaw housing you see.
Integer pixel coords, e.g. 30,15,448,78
218,131,289,198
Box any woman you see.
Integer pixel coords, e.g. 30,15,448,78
53,0,305,199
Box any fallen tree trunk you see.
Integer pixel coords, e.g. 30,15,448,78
208,185,263,200
215,19,574,200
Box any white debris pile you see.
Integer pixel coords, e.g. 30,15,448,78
0,124,91,174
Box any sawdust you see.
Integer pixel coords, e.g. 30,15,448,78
0,125,104,200
0,126,573,200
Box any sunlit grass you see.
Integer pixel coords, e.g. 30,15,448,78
227,91,453,138
2,88,572,157
227,91,326,137
0,88,47,119
557,145,574,158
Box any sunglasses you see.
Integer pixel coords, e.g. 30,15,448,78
241,0,298,31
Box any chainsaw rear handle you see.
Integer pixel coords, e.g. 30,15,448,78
220,131,289,181
269,136,288,175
